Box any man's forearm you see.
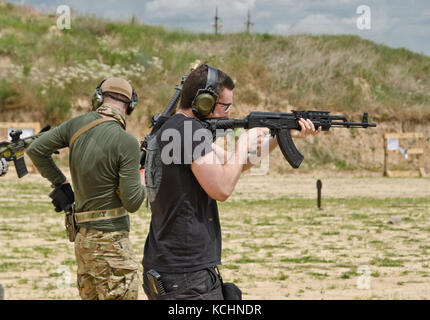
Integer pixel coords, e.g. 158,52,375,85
219,144,248,196
193,140,247,201
26,124,70,186
27,149,67,186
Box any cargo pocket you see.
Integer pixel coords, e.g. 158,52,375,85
103,259,139,300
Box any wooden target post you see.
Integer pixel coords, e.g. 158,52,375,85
0,122,41,173
383,132,426,177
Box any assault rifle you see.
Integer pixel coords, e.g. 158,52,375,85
0,126,50,178
203,110,376,168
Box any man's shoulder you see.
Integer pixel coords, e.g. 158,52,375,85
73,111,100,121
66,111,100,127
118,130,139,148
162,114,207,131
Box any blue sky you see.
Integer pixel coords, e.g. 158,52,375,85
7,0,430,56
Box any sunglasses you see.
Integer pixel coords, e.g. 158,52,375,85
217,101,232,112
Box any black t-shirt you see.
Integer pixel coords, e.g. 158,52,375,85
142,114,221,273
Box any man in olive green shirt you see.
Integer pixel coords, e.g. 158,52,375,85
27,77,146,300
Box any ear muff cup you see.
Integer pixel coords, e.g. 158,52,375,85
192,92,216,118
92,80,106,111
126,89,138,115
191,65,219,118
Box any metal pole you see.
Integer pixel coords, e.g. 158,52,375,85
246,9,253,33
317,179,323,210
214,7,219,35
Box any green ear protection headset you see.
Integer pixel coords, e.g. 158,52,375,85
191,65,219,118
91,79,138,115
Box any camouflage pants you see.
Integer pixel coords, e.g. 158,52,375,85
74,228,139,300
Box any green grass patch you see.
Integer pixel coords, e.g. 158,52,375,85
340,269,357,279
281,256,332,264
61,258,77,266
370,257,404,267
307,272,328,279
234,257,266,264
322,231,340,236
34,246,54,258
0,262,20,272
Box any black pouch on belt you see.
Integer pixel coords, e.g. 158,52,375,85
222,282,242,300
215,266,242,300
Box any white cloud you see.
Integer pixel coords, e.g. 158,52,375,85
144,0,255,18
272,23,292,35
288,14,356,34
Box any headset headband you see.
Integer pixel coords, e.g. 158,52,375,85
205,65,218,94
92,79,137,115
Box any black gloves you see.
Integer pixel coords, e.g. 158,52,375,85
49,183,75,212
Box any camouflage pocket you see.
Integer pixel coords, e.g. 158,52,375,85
105,259,139,300
107,259,138,275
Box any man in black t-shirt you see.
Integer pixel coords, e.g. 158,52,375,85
142,65,321,300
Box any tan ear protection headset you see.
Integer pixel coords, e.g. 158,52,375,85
191,65,219,118
91,79,138,115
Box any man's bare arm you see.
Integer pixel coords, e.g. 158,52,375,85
191,131,251,202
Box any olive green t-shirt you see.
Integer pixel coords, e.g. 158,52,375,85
27,111,146,231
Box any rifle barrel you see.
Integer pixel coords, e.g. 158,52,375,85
330,121,376,128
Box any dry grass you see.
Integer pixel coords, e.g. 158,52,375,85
1,3,430,126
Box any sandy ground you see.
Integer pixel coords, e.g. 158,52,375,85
0,172,429,300
232,172,430,200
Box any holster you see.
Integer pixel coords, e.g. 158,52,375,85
64,204,77,242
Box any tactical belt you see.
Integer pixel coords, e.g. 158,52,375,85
74,207,128,223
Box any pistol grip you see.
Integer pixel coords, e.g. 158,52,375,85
276,129,304,169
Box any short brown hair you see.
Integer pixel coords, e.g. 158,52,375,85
179,64,234,110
